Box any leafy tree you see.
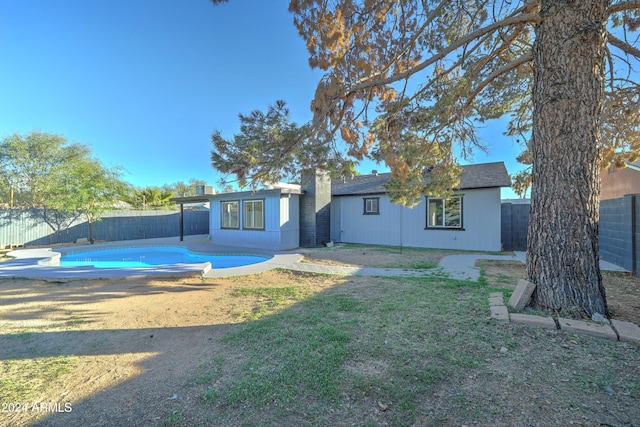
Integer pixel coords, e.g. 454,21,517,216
59,158,128,243
0,175,9,207
163,178,208,197
126,187,176,209
0,131,128,239
0,131,87,210
211,1,640,318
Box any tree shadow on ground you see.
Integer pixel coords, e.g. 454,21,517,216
0,275,238,426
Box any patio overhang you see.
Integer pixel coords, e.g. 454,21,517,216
171,196,213,241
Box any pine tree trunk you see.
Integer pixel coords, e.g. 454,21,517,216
527,0,611,318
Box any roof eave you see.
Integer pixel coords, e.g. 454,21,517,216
626,161,640,172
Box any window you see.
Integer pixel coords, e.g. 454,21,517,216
363,197,380,215
221,201,239,229
427,196,462,228
243,199,264,230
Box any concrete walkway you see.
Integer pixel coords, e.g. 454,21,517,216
206,250,629,281
1,235,630,281
218,249,630,280
435,251,628,282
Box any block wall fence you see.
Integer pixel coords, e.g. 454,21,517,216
501,195,639,277
0,209,209,248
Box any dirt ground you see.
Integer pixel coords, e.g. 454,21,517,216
478,259,640,326
298,245,461,269
0,247,639,426
0,269,343,427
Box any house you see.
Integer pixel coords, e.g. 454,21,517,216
204,184,304,251
173,162,511,252
330,162,510,251
601,160,640,200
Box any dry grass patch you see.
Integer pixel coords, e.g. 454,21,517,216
299,244,462,269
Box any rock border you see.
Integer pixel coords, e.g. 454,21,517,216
488,292,640,345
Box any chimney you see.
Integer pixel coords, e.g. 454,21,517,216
195,185,215,195
299,169,331,248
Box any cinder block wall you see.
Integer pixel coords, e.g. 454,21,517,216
501,203,512,250
501,202,530,251
502,196,638,276
300,170,331,247
599,195,636,273
636,196,640,276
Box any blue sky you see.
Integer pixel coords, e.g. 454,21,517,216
0,0,523,198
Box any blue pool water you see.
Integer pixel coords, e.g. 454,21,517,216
59,246,269,269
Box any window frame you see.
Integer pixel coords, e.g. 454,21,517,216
363,197,380,215
220,200,240,229
425,195,463,230
242,199,265,231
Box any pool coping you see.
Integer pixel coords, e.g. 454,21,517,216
0,235,302,280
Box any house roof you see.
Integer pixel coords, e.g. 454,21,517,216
170,196,213,204
171,187,303,205
331,161,511,196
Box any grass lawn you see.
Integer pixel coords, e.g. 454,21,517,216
1,250,638,426
174,272,640,426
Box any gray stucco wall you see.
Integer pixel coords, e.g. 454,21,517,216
332,188,503,251
208,191,298,250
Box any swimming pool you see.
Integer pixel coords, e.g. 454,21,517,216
59,246,270,269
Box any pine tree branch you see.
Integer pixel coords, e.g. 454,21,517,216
406,32,495,105
461,52,533,114
344,13,540,97
607,32,640,59
609,0,640,14
357,0,449,86
466,20,530,83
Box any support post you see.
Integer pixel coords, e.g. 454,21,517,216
180,204,184,242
